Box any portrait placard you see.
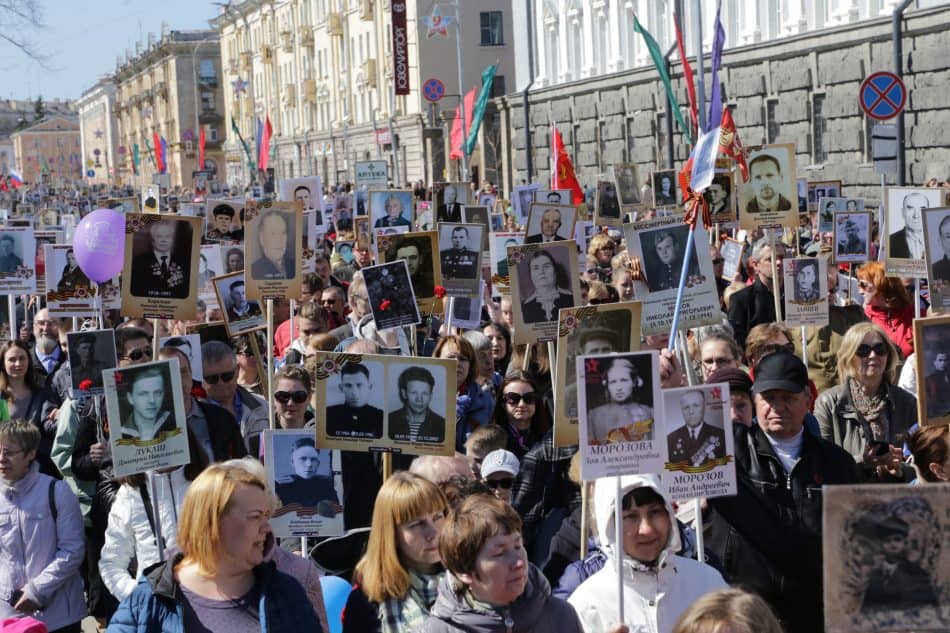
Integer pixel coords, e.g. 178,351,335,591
279,175,324,227
34,230,60,295
737,143,798,230
553,302,643,448
533,189,573,205
140,185,160,214
362,260,422,330
477,191,497,209
449,291,484,330
0,227,36,294
314,352,456,456
652,170,678,208
369,189,414,230
807,179,842,212
661,383,736,501
244,201,302,302
705,170,736,223
376,231,441,312
158,333,204,381
594,180,623,227
489,232,523,292
613,162,641,207
204,199,244,244
885,187,944,278
178,203,205,218
438,223,483,298
212,271,265,337
624,216,720,335
508,241,582,345
354,216,372,250
922,207,950,313
198,245,225,306
512,183,541,224
822,483,948,632
414,201,434,232
435,182,470,223
524,203,577,244
818,197,865,234
67,329,117,398
720,238,743,281
461,205,491,254
577,351,667,479
45,244,97,317
783,257,829,327
105,197,140,214
264,429,344,538
834,212,872,264
121,214,202,320
105,357,191,478
913,314,950,425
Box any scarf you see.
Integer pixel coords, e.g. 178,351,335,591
380,570,443,633
848,377,889,441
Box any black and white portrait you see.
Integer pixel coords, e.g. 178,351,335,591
704,171,735,222
641,225,701,293
435,182,470,223
387,364,448,443
665,388,726,468
128,217,195,300
325,360,386,439
533,189,571,205
514,245,575,324
652,170,678,207
462,206,491,253
213,272,265,336
363,260,422,330
439,224,482,296
248,207,297,281
561,311,633,420
834,212,870,263
614,162,641,206
205,202,241,243
524,203,576,244
67,329,117,396
512,184,541,224
0,230,25,274
582,352,656,445
720,239,743,281
914,315,950,424
737,144,798,230
380,232,439,308
595,181,621,223
141,185,159,213
806,180,842,211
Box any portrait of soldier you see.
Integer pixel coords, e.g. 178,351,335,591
440,226,479,280
325,363,383,439
666,389,726,467
745,153,793,214
274,437,339,514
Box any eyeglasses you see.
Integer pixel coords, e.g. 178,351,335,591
204,370,236,385
485,477,514,490
274,390,309,404
701,356,735,368
712,258,725,265
121,347,153,362
855,342,888,358
588,298,609,305
503,392,537,406
0,447,25,458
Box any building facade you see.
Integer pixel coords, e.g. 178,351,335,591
499,1,950,202
211,0,516,191
76,77,120,186
0,98,76,178
113,29,225,189
10,115,82,184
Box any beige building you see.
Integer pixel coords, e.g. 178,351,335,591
76,77,120,186
10,115,82,185
113,29,225,188
211,0,516,190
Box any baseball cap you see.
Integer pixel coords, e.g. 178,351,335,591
752,351,808,394
480,449,520,478
706,367,753,397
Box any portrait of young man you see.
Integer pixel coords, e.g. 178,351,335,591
274,437,339,510
325,362,384,439
388,365,446,443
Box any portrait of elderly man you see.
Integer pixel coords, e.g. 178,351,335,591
667,389,727,467
930,214,950,283
745,153,793,214
889,191,929,259
130,220,192,298
374,194,412,228
525,207,569,243
251,210,296,280
837,216,867,257
117,365,176,441
388,366,446,443
274,437,339,511
438,183,463,223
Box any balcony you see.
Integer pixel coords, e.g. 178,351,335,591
261,45,274,63
200,110,224,123
299,26,314,47
198,74,218,88
240,51,252,70
326,12,343,36
228,58,239,74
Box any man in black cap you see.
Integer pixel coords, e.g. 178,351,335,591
206,203,237,241
707,351,858,633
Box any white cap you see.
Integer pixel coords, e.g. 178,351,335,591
481,449,520,478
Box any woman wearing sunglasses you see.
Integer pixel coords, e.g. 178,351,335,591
813,323,917,482
434,336,495,452
490,371,551,461
856,261,918,360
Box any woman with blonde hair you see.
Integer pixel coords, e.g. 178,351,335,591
586,233,617,283
350,471,450,633
107,459,323,633
671,588,784,633
813,322,916,482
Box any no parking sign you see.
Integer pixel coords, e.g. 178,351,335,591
859,71,907,121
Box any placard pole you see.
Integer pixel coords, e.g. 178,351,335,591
579,481,589,560
289,298,296,347
248,334,269,396
267,299,275,430
915,278,921,319
7,295,14,340
382,452,392,482
521,343,531,372
801,325,808,367
770,232,782,325
445,296,454,334
614,476,625,624
848,263,854,304
547,340,556,401
151,319,160,358
147,470,167,562
667,225,698,352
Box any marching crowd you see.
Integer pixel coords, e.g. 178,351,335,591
0,177,948,633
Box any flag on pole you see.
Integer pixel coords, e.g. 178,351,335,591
198,125,206,170
160,136,169,174
255,117,263,167
7,169,23,188
231,117,256,171
450,88,476,160
259,116,273,172
550,124,584,205
719,108,748,181
152,132,164,173
673,11,698,133
132,143,140,175
464,64,498,156
707,1,727,133
634,15,693,145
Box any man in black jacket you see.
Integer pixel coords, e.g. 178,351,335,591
707,352,858,633
727,240,785,348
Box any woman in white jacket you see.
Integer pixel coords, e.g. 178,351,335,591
568,474,727,633
99,452,206,602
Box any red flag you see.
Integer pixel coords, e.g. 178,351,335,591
259,116,273,172
198,126,206,171
450,88,477,160
718,108,748,181
153,132,165,174
550,125,584,205
673,11,698,132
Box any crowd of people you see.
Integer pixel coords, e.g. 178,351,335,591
0,174,947,633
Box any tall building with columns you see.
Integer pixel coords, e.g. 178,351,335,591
76,77,119,186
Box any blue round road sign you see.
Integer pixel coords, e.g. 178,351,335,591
859,71,907,121
422,78,445,103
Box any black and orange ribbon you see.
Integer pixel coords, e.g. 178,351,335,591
678,156,712,231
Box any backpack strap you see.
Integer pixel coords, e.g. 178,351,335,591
48,479,57,521
137,481,164,551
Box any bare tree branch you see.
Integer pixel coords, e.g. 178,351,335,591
0,0,52,69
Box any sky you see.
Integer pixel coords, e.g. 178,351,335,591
0,0,221,102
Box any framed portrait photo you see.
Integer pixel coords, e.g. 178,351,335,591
885,187,944,278
434,182,470,223
508,241,581,345
438,223,483,298
376,231,442,312
213,271,266,337
613,162,641,206
204,199,244,244
0,227,37,294
737,143,798,231
489,232,523,292
67,329,117,398
524,203,577,245
834,212,871,265
783,257,829,328
720,238,744,282
652,170,678,207
362,260,422,330
914,313,950,425
806,179,842,212
923,207,950,313
244,201,303,302
369,189,414,230
705,170,737,223
594,180,623,227
279,175,324,225
511,183,541,224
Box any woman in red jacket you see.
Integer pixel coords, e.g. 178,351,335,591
856,261,918,359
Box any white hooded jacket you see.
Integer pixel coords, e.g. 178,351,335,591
567,474,726,633
99,467,190,601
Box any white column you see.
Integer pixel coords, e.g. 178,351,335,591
582,7,595,78
534,0,548,86
608,0,623,72
558,9,571,83
739,0,761,44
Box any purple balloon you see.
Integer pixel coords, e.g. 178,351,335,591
73,208,127,283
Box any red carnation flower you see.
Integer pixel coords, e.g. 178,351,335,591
433,285,447,299
379,299,392,311
78,379,94,391
192,385,207,399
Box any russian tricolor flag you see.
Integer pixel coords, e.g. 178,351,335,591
8,169,23,187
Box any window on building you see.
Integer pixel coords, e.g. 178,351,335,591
812,93,827,164
545,27,560,84
655,112,667,165
491,75,506,98
204,124,218,142
199,59,216,82
569,17,583,79
480,11,503,46
201,92,215,111
597,120,606,171
625,116,636,162
766,99,779,143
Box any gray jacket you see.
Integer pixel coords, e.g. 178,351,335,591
813,378,917,480
420,564,582,633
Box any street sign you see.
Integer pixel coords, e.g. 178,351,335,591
872,124,898,177
859,71,907,121
422,77,445,103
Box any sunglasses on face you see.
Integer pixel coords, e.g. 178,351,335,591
122,347,153,361
712,258,725,265
485,477,514,490
204,370,235,385
503,392,537,406
274,390,309,404
855,342,888,358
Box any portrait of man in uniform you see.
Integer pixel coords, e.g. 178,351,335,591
274,437,340,514
325,363,384,439
129,220,192,299
440,226,479,281
666,389,726,467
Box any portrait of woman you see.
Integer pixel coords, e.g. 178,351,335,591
519,249,574,323
586,356,655,445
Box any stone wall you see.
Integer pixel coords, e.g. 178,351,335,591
499,5,950,206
